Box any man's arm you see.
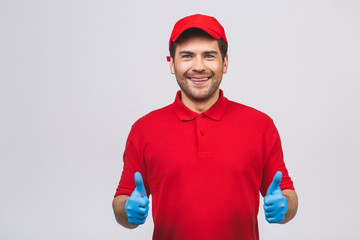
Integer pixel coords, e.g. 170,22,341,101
112,195,138,229
264,171,298,224
281,189,298,224
112,172,150,228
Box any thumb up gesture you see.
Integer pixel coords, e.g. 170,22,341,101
125,172,150,225
264,171,287,223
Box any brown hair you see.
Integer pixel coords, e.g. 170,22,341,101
169,28,228,61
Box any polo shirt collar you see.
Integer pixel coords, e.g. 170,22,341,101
172,89,228,121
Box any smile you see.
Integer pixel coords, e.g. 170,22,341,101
188,77,210,81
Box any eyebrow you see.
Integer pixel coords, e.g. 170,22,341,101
204,51,218,55
178,51,194,55
178,50,219,55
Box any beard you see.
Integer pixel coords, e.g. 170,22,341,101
175,71,223,103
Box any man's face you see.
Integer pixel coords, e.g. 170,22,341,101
170,36,228,103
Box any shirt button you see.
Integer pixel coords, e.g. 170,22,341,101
200,130,205,136
199,115,203,119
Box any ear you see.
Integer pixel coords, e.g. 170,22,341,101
170,57,175,74
222,54,228,74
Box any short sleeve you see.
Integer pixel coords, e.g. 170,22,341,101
114,124,151,198
259,122,295,197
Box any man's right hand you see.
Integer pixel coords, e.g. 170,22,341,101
125,172,149,225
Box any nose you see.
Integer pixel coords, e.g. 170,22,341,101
192,56,206,72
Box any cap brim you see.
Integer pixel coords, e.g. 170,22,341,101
171,25,222,43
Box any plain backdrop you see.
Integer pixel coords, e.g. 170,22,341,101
1,0,359,239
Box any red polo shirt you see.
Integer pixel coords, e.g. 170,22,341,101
115,90,294,240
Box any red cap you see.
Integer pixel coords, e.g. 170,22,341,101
168,14,228,51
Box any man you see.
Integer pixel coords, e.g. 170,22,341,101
112,14,298,240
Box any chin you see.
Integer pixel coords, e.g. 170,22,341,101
189,91,215,102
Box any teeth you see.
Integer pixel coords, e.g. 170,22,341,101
190,77,209,81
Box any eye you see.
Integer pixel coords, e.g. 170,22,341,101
205,54,215,59
181,54,192,59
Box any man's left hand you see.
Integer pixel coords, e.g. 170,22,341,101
264,171,287,223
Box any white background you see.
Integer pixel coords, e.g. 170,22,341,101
1,0,359,239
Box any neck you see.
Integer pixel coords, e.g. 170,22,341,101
180,89,220,114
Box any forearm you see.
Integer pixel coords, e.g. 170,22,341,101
112,195,138,229
281,189,298,224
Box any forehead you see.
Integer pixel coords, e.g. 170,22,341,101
175,36,219,53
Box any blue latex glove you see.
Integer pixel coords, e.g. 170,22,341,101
125,172,149,225
264,171,287,223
